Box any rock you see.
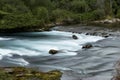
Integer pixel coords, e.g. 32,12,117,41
49,49,58,55
92,32,98,36
82,44,93,49
94,18,120,24
103,35,109,38
86,33,89,35
72,35,78,39
101,33,109,38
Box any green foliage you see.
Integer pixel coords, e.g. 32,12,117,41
71,0,89,13
51,9,72,22
116,9,120,18
34,7,49,23
0,0,120,31
85,0,97,10
104,0,113,16
0,13,40,29
0,0,30,14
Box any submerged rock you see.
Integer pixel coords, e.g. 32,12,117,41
0,67,62,80
72,35,78,39
49,49,58,55
82,43,93,49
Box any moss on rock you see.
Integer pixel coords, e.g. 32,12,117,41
0,67,62,80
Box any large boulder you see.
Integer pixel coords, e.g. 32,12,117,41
82,43,93,49
72,35,78,39
49,49,58,55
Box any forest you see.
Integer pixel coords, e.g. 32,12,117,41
0,0,120,30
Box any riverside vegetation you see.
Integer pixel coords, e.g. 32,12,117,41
0,0,120,32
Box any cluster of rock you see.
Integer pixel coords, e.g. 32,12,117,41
85,32,110,38
49,34,94,55
94,18,120,24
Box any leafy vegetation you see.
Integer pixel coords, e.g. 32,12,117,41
0,0,120,31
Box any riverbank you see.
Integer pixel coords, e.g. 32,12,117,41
53,24,120,37
0,17,120,33
0,67,62,80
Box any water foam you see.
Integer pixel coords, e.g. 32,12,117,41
0,37,13,40
7,57,29,66
0,31,104,65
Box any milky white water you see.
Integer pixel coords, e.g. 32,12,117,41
0,31,104,65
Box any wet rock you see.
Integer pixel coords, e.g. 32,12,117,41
49,49,58,55
82,43,93,49
86,33,89,35
12,54,21,58
101,33,109,38
86,32,98,36
72,35,78,39
103,35,109,38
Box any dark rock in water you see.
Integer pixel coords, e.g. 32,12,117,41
101,33,109,38
82,44,93,49
103,35,109,38
12,54,21,58
86,33,89,35
49,49,58,55
72,35,78,39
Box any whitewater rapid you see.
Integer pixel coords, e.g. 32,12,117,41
0,31,104,66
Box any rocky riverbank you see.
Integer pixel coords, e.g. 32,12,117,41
53,24,120,38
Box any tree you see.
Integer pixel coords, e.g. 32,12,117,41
71,0,89,13
104,0,113,16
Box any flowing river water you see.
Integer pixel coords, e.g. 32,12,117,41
0,26,120,80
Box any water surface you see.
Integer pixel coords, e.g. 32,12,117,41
0,30,119,80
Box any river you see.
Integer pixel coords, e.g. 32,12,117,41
0,26,120,80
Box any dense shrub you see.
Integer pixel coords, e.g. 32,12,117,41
34,7,49,23
51,9,72,22
0,13,40,29
71,0,89,13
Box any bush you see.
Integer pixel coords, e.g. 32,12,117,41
79,9,105,22
71,0,89,13
92,9,105,20
51,9,72,22
34,7,49,23
0,13,40,29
